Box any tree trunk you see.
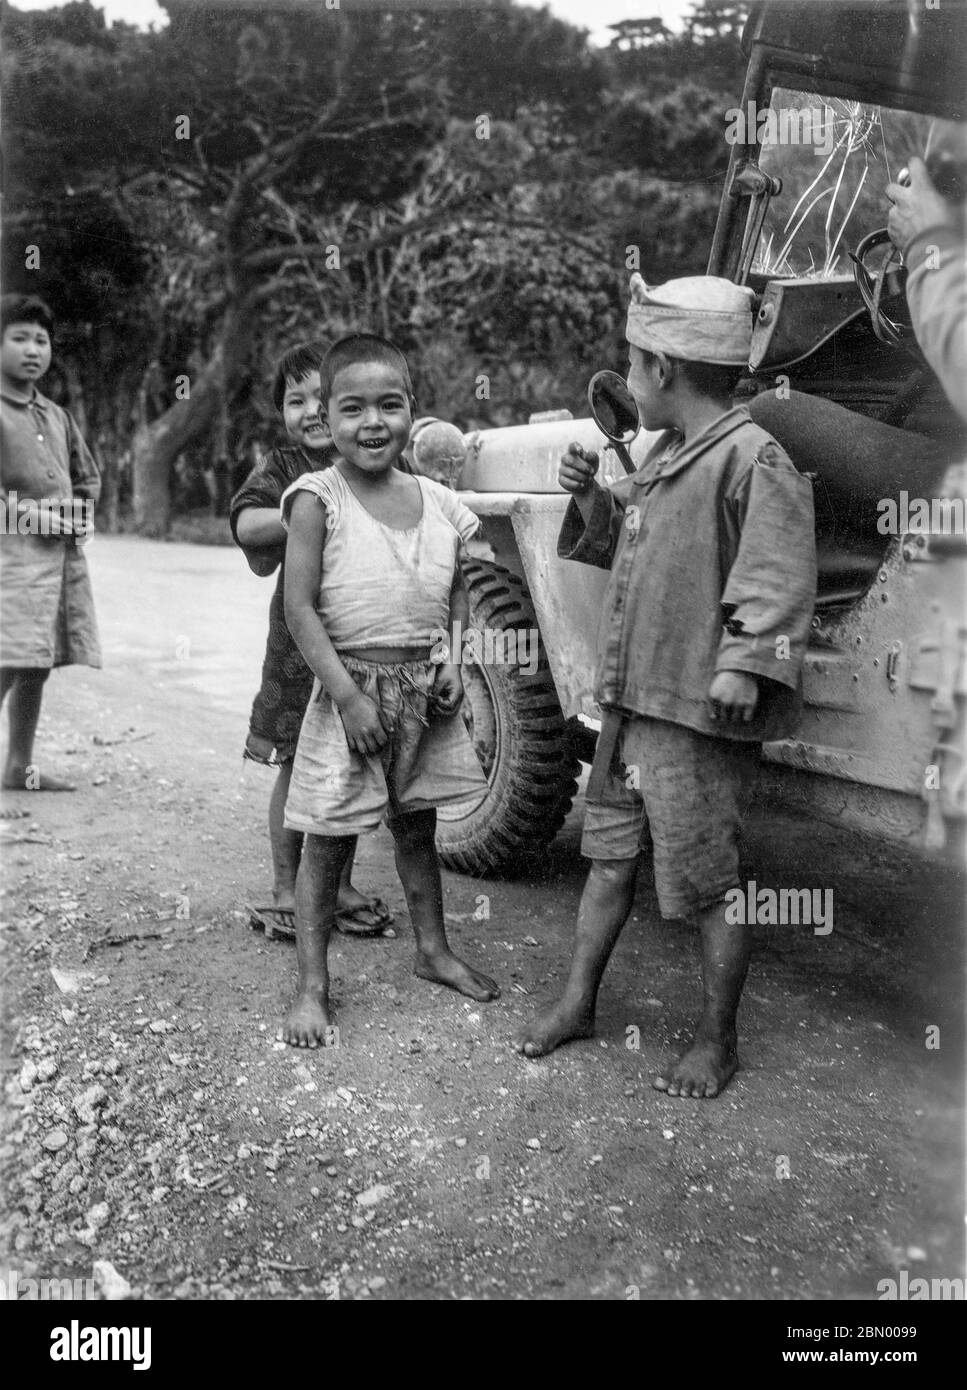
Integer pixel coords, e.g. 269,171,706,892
62,358,90,434
96,426,120,532
131,348,223,536
129,280,259,537
64,357,122,530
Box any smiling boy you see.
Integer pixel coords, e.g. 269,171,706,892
0,294,101,805
230,343,391,940
279,333,499,1046
517,274,817,1099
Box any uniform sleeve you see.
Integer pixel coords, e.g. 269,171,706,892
905,225,967,423
715,443,817,688
65,411,101,506
556,483,626,570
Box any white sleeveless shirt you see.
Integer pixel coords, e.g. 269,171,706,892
281,466,479,649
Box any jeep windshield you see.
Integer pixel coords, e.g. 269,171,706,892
752,87,931,280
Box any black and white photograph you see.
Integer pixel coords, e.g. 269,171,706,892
0,0,964,1333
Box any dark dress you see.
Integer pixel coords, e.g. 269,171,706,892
229,443,336,763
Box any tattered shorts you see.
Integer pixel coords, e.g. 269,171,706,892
284,655,488,838
582,713,761,919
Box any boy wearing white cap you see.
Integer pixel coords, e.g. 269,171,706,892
517,273,817,1099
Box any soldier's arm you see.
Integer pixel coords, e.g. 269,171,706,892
905,223,967,422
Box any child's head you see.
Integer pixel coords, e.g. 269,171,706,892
624,274,752,430
627,347,745,429
320,333,414,404
1,294,55,389
272,341,328,452
320,333,415,475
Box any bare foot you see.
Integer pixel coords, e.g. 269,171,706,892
515,999,594,1058
281,989,334,1048
652,1031,738,1099
2,767,76,792
414,950,500,1002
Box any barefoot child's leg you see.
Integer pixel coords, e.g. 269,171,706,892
269,762,302,912
516,856,639,1057
282,831,354,1047
652,898,750,1099
266,763,387,929
1,668,75,792
519,709,645,1057
389,808,499,1002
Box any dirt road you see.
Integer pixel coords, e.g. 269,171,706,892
1,536,963,1301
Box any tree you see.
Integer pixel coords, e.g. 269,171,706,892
2,0,754,530
608,18,670,51
4,0,611,532
684,0,747,44
4,1,452,531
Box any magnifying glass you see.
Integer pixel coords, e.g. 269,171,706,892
587,370,640,475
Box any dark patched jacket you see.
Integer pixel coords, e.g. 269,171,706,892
558,406,817,743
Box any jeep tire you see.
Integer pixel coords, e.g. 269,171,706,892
435,560,580,875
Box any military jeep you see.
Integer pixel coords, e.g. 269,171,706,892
433,0,967,875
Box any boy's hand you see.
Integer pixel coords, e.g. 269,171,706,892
559,443,599,495
708,670,759,723
430,662,464,717
337,690,389,755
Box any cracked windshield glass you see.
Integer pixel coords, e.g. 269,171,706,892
754,87,931,279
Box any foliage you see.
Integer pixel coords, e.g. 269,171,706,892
1,0,754,528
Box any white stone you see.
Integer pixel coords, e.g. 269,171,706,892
93,1259,131,1301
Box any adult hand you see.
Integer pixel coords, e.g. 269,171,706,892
886,157,956,253
708,670,759,724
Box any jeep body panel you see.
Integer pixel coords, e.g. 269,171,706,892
450,0,966,856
